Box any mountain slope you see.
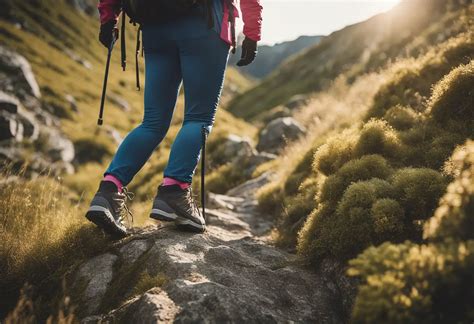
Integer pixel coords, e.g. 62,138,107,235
228,35,323,79
228,0,472,120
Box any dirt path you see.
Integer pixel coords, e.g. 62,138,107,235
78,173,343,323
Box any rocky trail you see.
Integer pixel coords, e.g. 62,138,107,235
77,173,346,323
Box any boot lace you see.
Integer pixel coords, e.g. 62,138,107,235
186,188,202,218
117,187,135,229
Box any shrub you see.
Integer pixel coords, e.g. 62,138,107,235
354,119,403,159
74,136,113,164
371,198,405,241
383,105,419,130
391,168,447,221
274,178,318,248
425,141,474,241
318,155,393,203
299,179,398,262
256,182,284,216
349,241,474,324
349,142,474,324
427,60,474,136
313,130,357,176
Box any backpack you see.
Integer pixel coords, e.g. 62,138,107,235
121,0,214,25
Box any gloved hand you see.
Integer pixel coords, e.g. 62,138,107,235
237,37,258,66
99,20,119,49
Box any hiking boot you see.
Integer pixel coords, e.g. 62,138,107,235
150,185,206,233
85,181,133,238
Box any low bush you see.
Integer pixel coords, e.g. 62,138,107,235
318,155,393,204
427,60,474,136
424,140,474,241
313,130,357,176
383,105,419,130
354,119,403,160
391,168,447,221
349,241,474,324
349,141,474,324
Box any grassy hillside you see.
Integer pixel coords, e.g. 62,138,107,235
256,1,473,321
228,0,472,120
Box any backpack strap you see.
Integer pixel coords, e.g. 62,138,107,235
224,0,236,53
135,25,141,91
205,0,214,29
121,11,127,71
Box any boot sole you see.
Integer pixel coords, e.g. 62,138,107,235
175,217,206,233
150,208,177,222
86,206,127,238
151,207,205,233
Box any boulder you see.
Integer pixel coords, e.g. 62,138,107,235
221,134,256,160
0,45,41,99
257,117,306,153
44,129,75,163
0,92,39,142
75,253,118,315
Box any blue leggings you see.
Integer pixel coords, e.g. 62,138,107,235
105,15,230,185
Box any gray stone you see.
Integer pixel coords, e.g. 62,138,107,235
65,94,79,112
257,117,306,153
119,239,151,264
0,46,41,98
75,253,118,315
221,134,256,160
107,93,131,112
44,129,75,163
64,49,93,70
122,289,179,324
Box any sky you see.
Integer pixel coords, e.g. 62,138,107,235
246,0,401,45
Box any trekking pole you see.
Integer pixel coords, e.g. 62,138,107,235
201,126,208,222
97,36,117,126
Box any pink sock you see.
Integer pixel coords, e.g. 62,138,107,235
162,177,190,190
104,174,123,193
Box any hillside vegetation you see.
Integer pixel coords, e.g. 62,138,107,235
229,0,471,120
256,1,473,321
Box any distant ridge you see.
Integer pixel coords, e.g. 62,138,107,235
229,35,324,79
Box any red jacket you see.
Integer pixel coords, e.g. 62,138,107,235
98,0,263,43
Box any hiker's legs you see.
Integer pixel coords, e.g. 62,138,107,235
163,31,230,183
105,39,182,185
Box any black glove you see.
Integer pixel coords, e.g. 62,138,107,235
237,37,257,67
99,20,118,49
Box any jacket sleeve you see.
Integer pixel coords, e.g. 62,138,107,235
239,0,263,42
98,0,121,24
